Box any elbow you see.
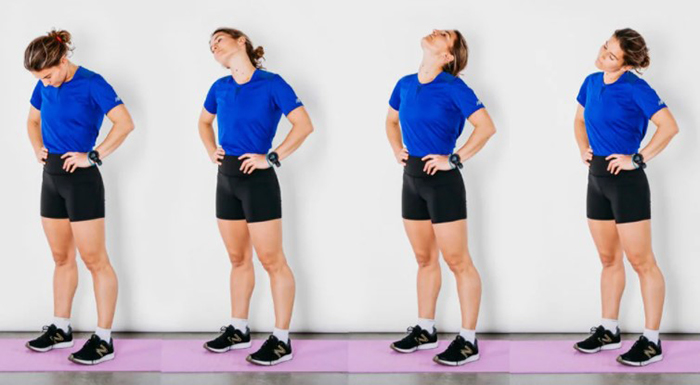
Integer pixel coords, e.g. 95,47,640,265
306,122,315,135
125,122,136,133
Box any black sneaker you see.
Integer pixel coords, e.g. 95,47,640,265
390,325,438,353
433,335,480,366
68,334,115,365
617,336,663,366
574,325,621,353
26,324,74,352
246,335,293,366
203,325,252,353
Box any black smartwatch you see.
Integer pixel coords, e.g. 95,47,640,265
88,150,102,166
632,153,646,169
266,151,281,168
449,153,463,170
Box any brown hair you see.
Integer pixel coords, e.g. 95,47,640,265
24,29,73,71
211,28,265,69
443,30,468,76
613,28,650,72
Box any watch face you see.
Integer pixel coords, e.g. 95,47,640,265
633,154,642,164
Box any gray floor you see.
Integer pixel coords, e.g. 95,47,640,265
1,332,698,385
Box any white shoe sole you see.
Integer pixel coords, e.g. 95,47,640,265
246,353,293,366
390,341,439,353
26,340,74,352
203,341,252,353
434,353,480,366
574,342,621,354
617,354,663,367
68,352,115,365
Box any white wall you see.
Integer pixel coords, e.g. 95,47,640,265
0,0,698,333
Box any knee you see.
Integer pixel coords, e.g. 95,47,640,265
599,251,622,269
444,253,472,275
258,251,286,274
415,251,439,269
81,251,109,273
627,253,657,275
228,251,252,269
52,249,75,267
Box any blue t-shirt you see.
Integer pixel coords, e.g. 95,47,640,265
30,66,123,154
204,69,303,155
577,71,667,156
389,72,484,157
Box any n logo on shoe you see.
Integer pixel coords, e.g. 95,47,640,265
416,334,429,343
51,333,64,343
461,346,473,357
273,346,286,358
600,335,613,343
96,345,109,357
643,346,656,358
228,335,242,343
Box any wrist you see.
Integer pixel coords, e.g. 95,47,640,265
266,151,281,168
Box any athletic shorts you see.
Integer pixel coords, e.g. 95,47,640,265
41,154,105,222
402,156,467,224
216,155,282,223
587,155,651,224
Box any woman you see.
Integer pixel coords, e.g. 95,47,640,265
386,29,496,366
23,30,135,365
572,28,678,367
199,28,313,366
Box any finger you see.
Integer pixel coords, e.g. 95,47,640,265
246,164,256,174
421,155,434,162
605,154,618,161
238,153,252,160
60,152,75,159
239,160,250,171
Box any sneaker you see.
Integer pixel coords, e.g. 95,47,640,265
246,335,293,366
203,325,252,353
574,325,621,353
617,336,663,366
390,325,438,353
68,334,115,365
433,335,480,366
26,324,74,352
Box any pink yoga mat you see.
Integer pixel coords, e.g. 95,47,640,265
0,339,161,372
510,340,700,373
347,340,509,373
160,339,347,372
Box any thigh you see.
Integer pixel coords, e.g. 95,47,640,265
587,174,614,221
403,219,438,261
616,220,653,262
63,168,105,222
41,172,69,219
247,218,284,261
41,217,75,261
432,219,471,264
402,174,430,221
217,219,253,262
239,170,282,224
70,218,107,264
424,171,467,224
587,219,622,260
217,173,246,221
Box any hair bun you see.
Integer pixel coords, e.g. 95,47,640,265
253,46,265,59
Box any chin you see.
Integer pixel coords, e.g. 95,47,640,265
594,60,603,71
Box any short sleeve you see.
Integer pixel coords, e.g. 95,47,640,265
203,82,218,115
388,79,402,111
271,75,303,115
90,75,124,115
633,79,667,120
452,79,484,119
30,81,43,110
576,76,589,107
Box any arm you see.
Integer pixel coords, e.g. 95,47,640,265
453,108,496,162
198,108,224,165
27,106,47,164
94,104,135,159
639,108,679,162
385,107,407,165
574,104,592,165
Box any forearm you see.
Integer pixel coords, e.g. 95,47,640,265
273,121,313,161
27,122,43,152
386,122,403,154
199,122,218,155
574,120,590,153
640,124,679,162
94,122,134,159
455,123,495,161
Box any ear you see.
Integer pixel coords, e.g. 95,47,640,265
60,56,68,66
445,53,455,65
621,64,634,72
237,36,247,47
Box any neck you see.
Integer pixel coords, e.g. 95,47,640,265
64,62,78,83
418,54,444,83
603,68,626,84
227,53,257,84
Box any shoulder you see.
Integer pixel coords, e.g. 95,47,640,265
583,72,602,84
396,73,416,86
625,72,652,89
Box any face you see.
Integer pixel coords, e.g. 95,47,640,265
31,57,68,87
421,29,455,64
595,36,630,72
209,32,245,65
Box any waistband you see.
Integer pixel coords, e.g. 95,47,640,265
589,155,645,177
404,156,459,178
218,155,275,177
43,153,98,175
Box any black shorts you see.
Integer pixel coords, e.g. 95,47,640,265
402,156,467,224
587,156,651,224
41,154,105,222
216,156,282,223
